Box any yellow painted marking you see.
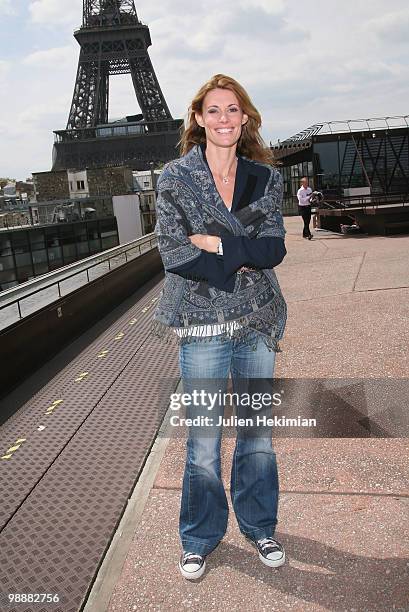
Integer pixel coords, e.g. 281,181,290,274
142,306,150,313
115,332,124,340
97,349,109,358
151,297,158,303
1,438,27,460
75,371,89,382
46,399,63,414
129,318,138,325
7,444,22,452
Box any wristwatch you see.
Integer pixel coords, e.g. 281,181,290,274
217,238,223,255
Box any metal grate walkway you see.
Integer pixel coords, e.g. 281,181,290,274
0,275,179,612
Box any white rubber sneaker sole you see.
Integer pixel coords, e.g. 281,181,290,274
258,549,286,568
245,536,286,568
179,559,206,580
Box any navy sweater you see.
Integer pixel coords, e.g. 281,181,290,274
169,144,286,293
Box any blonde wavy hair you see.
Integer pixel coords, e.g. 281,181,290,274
178,73,276,166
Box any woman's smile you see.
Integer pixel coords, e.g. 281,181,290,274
214,128,235,138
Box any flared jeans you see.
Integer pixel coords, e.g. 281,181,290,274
178,330,279,556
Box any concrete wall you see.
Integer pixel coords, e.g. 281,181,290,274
112,194,143,243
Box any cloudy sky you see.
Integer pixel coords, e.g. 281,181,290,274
1,0,408,180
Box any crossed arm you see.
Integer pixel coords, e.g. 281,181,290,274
171,234,287,293
155,171,287,294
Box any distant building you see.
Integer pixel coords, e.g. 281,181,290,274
32,166,134,201
67,169,89,199
0,180,35,213
31,165,159,239
0,216,119,291
133,168,160,192
272,115,409,215
3,183,16,197
0,160,165,290
133,169,161,234
0,162,162,289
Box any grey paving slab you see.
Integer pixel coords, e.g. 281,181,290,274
107,489,409,612
153,437,409,497
276,255,363,302
354,255,409,291
277,237,332,266
321,234,409,258
277,288,409,377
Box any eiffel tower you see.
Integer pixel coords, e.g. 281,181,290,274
52,0,183,171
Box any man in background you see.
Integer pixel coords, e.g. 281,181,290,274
297,177,313,240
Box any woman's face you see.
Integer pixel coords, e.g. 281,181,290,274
195,87,248,149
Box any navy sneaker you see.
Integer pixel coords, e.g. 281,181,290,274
179,551,206,579
246,535,285,568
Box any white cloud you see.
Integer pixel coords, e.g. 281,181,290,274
29,0,81,26
17,95,68,126
0,0,14,16
0,59,11,80
368,9,409,43
22,46,75,69
238,0,285,14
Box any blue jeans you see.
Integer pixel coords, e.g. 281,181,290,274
178,330,279,556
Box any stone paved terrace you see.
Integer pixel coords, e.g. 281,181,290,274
85,217,409,612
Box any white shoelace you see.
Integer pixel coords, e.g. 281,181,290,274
182,552,203,563
258,537,282,552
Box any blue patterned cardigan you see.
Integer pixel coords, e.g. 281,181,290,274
151,143,287,352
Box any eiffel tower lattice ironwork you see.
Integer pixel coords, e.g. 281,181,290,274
67,0,172,129
52,0,183,171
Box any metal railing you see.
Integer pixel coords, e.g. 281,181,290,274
54,118,183,142
0,232,157,330
317,193,409,211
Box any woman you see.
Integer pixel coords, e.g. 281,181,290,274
152,74,287,579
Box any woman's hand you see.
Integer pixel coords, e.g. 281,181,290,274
189,234,220,253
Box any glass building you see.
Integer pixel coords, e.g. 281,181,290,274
0,217,119,291
272,116,409,215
